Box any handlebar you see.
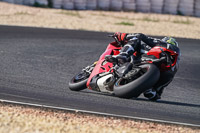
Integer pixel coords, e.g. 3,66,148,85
108,34,121,46
108,35,114,37
141,56,166,63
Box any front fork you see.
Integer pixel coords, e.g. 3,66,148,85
82,61,97,74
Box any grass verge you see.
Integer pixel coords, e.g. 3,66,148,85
115,21,134,26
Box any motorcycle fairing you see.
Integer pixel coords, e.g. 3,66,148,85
87,42,121,90
147,46,178,71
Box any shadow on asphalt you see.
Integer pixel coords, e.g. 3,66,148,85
80,90,200,108
135,98,200,108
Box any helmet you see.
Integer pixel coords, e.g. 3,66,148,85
114,32,127,46
162,37,178,47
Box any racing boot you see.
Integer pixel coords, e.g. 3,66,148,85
105,44,135,64
156,87,164,97
105,53,129,64
143,88,161,101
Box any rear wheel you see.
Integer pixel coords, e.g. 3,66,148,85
114,64,160,98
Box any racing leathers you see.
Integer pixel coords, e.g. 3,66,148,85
106,33,180,100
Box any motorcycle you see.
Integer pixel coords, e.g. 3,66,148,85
69,35,179,98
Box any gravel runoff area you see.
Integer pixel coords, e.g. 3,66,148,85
0,2,200,133
1,102,200,133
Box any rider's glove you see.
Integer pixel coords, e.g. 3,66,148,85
114,32,127,46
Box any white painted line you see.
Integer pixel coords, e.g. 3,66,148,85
0,99,200,128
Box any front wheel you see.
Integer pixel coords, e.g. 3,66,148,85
114,64,160,99
69,71,90,91
69,62,96,91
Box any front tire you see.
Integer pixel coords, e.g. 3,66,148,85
69,71,89,91
69,62,96,91
114,64,160,99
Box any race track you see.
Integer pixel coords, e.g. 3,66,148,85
0,25,199,126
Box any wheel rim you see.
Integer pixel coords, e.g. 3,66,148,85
73,72,89,83
116,66,149,86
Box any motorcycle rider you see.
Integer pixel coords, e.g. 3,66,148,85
105,32,180,101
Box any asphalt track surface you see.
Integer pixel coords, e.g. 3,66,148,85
0,25,199,126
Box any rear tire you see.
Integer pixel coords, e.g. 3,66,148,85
114,64,160,98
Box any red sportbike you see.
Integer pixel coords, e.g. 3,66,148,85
69,35,179,98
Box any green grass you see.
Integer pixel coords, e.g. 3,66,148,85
107,14,127,20
112,15,160,23
115,21,134,26
141,17,160,22
58,11,82,18
172,18,192,25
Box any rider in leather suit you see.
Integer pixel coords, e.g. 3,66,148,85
106,32,180,101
